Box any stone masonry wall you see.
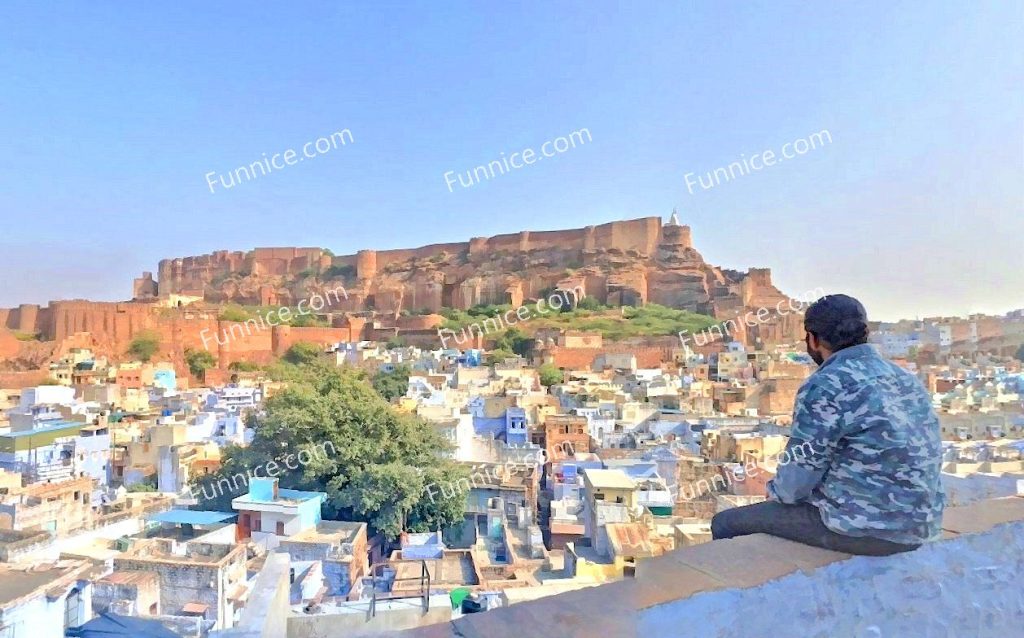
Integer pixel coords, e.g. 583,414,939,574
114,544,245,629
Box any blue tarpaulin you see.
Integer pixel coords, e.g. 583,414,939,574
67,612,180,637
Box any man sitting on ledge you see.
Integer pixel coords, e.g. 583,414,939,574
711,294,944,556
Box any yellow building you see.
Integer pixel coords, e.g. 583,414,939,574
583,469,637,509
120,423,189,482
732,433,787,464
703,431,787,463
0,469,22,492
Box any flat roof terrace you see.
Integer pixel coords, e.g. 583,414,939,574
232,488,324,507
461,462,535,490
388,552,479,594
284,520,365,546
0,560,94,611
119,538,243,565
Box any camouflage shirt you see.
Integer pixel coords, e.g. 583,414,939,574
767,344,945,544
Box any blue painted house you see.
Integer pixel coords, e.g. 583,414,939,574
232,478,324,548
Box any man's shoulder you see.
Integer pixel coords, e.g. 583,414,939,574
820,347,916,383
876,354,918,379
800,358,861,396
798,372,837,400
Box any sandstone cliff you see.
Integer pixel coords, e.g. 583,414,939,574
138,216,791,321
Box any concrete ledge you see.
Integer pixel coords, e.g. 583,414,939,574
215,552,290,638
631,534,849,608
640,520,1024,637
398,496,1024,638
941,493,1024,535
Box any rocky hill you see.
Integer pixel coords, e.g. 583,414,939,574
0,214,805,373
135,215,792,319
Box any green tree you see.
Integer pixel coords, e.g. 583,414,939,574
192,363,466,539
538,363,563,387
323,264,355,280
127,331,160,362
185,349,217,381
486,348,514,366
372,364,411,402
127,478,157,492
494,327,532,357
385,336,407,350
284,342,323,365
219,305,252,322
290,313,327,327
1015,343,1024,362
229,360,262,372
575,295,604,311
329,462,423,535
467,304,510,318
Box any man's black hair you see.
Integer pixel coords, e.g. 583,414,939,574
804,294,869,351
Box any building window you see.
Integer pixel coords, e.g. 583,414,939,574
64,588,82,628
276,521,285,535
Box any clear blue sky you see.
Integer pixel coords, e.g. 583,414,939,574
1,1,1021,321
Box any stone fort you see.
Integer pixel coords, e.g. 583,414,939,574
1,215,802,370
132,216,787,317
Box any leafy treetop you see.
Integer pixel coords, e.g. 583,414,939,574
185,349,217,380
284,342,324,366
538,362,563,387
192,361,467,540
372,364,411,402
127,331,160,362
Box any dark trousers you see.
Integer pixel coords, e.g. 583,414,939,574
710,500,920,556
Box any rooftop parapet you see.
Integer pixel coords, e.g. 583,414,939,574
398,495,1024,637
